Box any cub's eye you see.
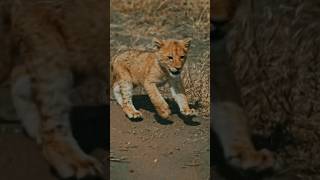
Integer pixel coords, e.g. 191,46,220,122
168,56,173,60
180,56,185,59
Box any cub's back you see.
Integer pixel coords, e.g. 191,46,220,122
112,50,157,71
112,50,158,84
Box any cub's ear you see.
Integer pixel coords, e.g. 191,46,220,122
153,37,163,49
183,38,192,48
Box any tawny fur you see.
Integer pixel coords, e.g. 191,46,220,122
112,38,197,119
0,0,107,179
212,0,274,173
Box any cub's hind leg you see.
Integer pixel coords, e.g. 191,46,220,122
112,67,142,119
112,81,123,106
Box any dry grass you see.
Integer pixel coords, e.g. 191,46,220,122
110,0,210,117
111,0,210,40
229,0,320,178
182,51,210,117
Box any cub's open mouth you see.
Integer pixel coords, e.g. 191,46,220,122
169,70,181,75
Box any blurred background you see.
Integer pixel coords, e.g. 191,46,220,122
227,0,320,179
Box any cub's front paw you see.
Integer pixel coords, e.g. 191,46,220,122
157,105,171,119
126,109,143,119
227,148,274,172
122,106,143,119
181,108,198,117
43,138,104,179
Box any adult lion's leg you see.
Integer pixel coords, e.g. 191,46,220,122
17,27,103,180
212,1,274,171
30,63,103,179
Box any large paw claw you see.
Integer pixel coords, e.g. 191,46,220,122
43,141,104,179
227,148,274,172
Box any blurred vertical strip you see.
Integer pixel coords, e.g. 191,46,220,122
107,1,110,179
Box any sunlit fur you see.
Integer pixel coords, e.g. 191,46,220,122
112,38,197,119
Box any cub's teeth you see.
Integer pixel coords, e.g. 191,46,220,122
169,72,179,78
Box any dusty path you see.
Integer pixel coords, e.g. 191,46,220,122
0,134,58,180
110,96,210,180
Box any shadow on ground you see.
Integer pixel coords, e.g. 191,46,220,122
131,95,200,126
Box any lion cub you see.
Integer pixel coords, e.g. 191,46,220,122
112,38,197,119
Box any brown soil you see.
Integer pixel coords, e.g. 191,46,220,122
0,134,58,180
110,96,210,180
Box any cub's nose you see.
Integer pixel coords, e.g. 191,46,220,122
175,67,182,71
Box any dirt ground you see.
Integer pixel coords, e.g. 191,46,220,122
0,134,58,180
0,132,107,180
110,98,210,180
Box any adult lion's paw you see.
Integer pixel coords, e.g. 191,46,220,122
227,148,274,172
43,137,104,179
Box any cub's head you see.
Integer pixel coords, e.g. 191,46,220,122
153,38,192,77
